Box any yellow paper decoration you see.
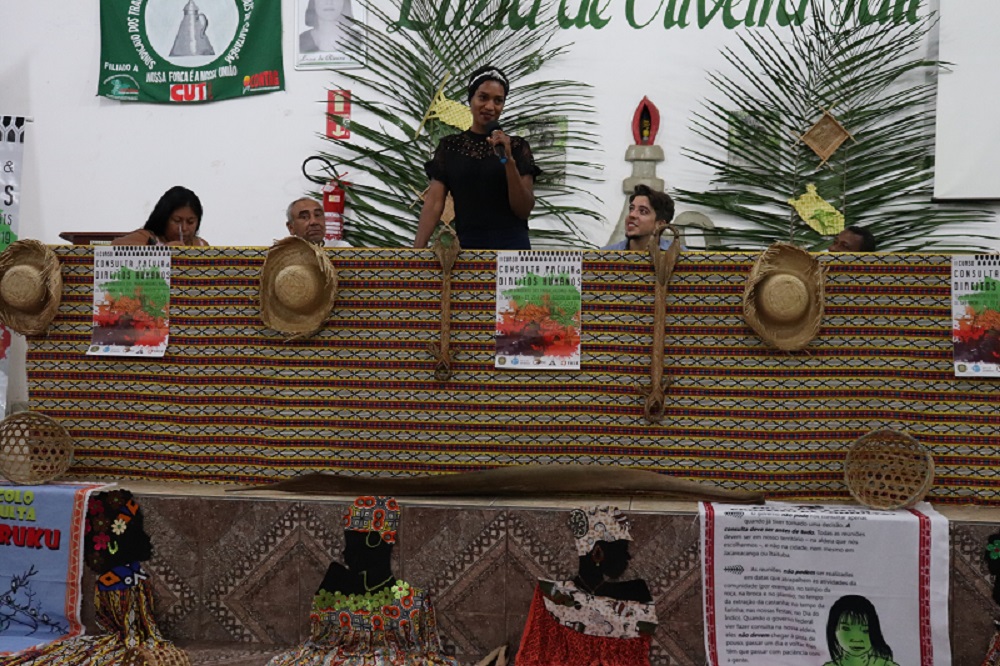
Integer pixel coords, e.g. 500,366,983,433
788,184,845,235
414,73,472,138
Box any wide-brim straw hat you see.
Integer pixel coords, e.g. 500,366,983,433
743,242,825,351
260,236,337,338
0,239,62,336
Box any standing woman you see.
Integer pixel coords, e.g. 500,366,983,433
112,185,209,246
415,65,541,250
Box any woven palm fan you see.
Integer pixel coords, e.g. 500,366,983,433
0,411,73,484
844,429,934,510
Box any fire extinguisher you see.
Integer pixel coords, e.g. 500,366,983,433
321,179,348,245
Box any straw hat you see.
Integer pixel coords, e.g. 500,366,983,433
0,239,62,336
743,242,824,351
259,236,337,338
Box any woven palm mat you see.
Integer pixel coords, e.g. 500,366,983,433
26,247,1000,502
234,465,764,502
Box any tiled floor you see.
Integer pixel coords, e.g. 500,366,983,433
73,483,1000,666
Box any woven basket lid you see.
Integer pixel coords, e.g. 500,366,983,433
844,429,934,510
743,242,825,351
0,240,63,336
259,236,337,338
0,411,74,485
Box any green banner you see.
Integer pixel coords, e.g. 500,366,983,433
99,0,283,104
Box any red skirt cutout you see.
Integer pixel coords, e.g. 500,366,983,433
515,586,652,666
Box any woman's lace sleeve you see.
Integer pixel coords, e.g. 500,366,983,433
512,137,542,180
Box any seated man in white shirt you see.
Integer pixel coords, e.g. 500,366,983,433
602,185,676,251
286,197,351,247
286,197,327,245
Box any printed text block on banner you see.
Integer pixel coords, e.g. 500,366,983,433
699,502,950,666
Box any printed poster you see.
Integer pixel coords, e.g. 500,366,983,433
0,116,27,416
88,246,171,357
0,483,106,655
294,0,367,70
495,250,582,370
700,502,950,666
98,0,283,103
952,254,1000,376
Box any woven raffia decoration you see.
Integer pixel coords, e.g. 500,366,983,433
0,411,74,484
844,429,934,510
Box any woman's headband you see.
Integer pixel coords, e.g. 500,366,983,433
467,68,510,100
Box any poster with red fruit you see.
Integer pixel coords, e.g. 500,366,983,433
952,255,1000,376
87,246,171,357
495,250,582,370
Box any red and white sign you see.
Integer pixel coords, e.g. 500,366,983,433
169,83,210,102
326,90,351,139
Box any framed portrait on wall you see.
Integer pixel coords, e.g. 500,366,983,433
295,0,366,70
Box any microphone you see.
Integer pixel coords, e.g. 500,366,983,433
484,120,508,164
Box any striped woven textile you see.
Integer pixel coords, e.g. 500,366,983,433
26,247,1000,503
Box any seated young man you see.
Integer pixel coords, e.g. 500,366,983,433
829,225,877,252
603,184,676,251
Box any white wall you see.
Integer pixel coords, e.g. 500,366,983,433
933,0,1000,200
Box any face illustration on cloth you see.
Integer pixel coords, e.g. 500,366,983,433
598,539,632,580
835,618,873,658
84,491,153,575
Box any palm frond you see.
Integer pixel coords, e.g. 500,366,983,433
675,0,992,252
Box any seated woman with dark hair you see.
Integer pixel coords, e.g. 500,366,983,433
4,489,190,665
112,186,209,246
516,506,657,666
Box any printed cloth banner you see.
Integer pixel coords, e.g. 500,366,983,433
88,246,171,357
0,116,27,416
700,502,950,666
953,254,1000,377
98,0,283,103
0,483,106,655
495,250,582,370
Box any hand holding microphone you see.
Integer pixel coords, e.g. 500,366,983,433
484,120,509,164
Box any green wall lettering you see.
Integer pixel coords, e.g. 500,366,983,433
625,0,666,29
509,0,543,29
557,0,587,28
390,0,919,31
557,0,611,28
776,0,809,26
663,0,691,28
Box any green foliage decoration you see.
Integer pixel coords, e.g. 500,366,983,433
310,0,603,248
675,0,993,252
